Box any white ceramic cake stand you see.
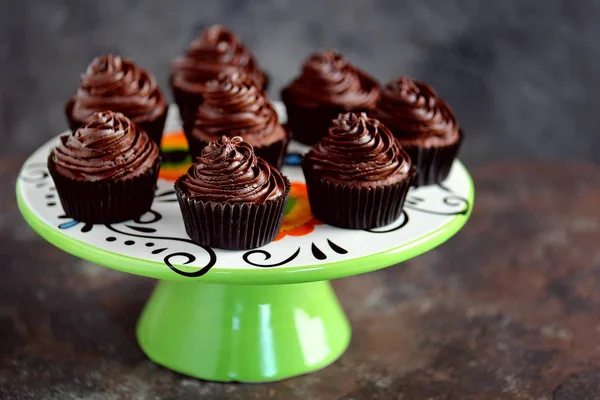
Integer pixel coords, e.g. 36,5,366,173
16,104,474,382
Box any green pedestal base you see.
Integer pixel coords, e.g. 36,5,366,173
136,279,351,382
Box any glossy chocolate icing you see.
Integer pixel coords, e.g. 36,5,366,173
51,111,159,182
70,55,166,124
181,136,285,203
304,112,412,185
373,76,460,146
282,51,379,109
171,25,266,93
189,72,286,146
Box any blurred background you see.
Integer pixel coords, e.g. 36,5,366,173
1,0,599,164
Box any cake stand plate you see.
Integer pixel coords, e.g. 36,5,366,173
16,104,474,382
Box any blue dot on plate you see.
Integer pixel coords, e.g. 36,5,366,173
285,153,303,166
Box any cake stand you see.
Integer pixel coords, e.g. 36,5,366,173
16,104,474,383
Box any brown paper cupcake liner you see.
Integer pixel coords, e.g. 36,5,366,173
171,81,204,128
262,72,270,92
65,98,168,145
174,177,291,250
137,108,168,146
400,130,463,187
48,156,161,224
186,129,291,170
302,163,415,229
282,92,374,146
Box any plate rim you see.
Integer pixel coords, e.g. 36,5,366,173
16,159,474,285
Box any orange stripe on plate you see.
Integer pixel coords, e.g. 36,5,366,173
161,130,188,149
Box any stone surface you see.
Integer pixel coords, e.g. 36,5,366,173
1,1,600,163
2,160,600,399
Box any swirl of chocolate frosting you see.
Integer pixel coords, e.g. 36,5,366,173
51,111,159,181
172,25,266,90
374,76,459,142
304,112,412,183
284,51,379,109
71,55,166,123
181,136,285,203
191,72,285,145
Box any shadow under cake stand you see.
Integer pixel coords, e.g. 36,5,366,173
16,105,474,383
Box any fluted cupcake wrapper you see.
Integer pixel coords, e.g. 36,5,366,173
48,156,161,224
400,130,464,187
65,97,168,146
282,92,374,146
262,72,271,92
174,177,291,250
138,108,168,146
185,129,292,170
302,163,414,230
171,81,204,129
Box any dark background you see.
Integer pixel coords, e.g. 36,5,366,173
1,0,599,163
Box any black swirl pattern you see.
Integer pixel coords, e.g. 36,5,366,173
242,247,301,268
105,222,217,278
404,194,469,216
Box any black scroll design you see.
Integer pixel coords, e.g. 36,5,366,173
437,182,452,193
124,210,163,233
327,239,348,255
403,182,470,216
243,247,301,268
19,163,50,187
404,195,469,216
58,215,94,233
243,238,349,266
365,210,410,234
164,252,214,278
133,210,162,224
311,240,349,260
311,243,327,260
58,209,164,234
105,222,217,278
154,189,178,203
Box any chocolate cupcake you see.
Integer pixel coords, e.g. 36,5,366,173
48,111,160,224
185,72,289,169
302,112,414,229
282,50,380,145
65,55,167,145
171,25,268,125
175,136,290,250
372,76,462,187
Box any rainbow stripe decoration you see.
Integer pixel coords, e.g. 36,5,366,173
159,131,192,182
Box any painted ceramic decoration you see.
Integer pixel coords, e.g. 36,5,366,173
17,104,473,284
